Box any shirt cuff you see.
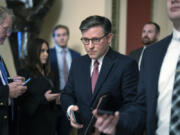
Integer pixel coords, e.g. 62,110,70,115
67,105,75,118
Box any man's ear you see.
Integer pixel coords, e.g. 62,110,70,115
107,33,113,44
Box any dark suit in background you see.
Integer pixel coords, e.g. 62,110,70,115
61,48,141,135
129,22,160,69
136,35,173,135
50,47,80,135
0,58,11,135
50,48,80,91
129,47,143,63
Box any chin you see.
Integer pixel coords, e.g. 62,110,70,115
89,55,97,59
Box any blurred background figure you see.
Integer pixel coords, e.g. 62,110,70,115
5,0,55,70
129,21,160,69
17,38,60,135
0,6,27,135
50,25,80,135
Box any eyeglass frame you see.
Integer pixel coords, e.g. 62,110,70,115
0,24,12,34
80,33,109,45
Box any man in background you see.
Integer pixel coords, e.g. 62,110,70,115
0,6,27,135
49,24,80,135
129,21,160,69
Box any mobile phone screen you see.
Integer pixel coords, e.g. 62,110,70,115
23,78,31,85
71,110,82,124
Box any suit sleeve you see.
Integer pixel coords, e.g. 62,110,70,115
117,60,145,135
0,86,9,99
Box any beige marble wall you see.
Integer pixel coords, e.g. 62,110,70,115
40,0,112,55
152,0,173,39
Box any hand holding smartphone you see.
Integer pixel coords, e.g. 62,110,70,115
23,77,31,85
96,94,115,115
71,110,83,124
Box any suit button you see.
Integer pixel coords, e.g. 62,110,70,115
0,102,3,106
4,115,7,119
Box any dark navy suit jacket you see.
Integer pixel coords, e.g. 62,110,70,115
129,47,143,63
49,48,80,91
136,34,173,135
0,58,16,135
61,48,144,135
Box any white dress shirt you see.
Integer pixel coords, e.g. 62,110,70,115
55,45,72,90
156,28,180,135
138,46,146,70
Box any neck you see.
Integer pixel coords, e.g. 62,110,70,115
173,22,180,32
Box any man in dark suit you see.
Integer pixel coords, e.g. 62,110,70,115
94,0,180,135
60,15,142,135
129,21,160,69
0,6,27,135
49,25,80,135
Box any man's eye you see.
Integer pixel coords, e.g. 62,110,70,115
84,39,89,42
93,38,100,42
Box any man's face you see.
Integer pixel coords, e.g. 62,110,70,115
81,26,112,60
0,15,12,45
53,28,69,48
141,24,159,46
167,0,180,24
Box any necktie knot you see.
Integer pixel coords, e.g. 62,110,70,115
62,48,67,53
94,60,99,68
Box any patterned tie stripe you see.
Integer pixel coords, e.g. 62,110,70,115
170,55,180,135
91,60,99,93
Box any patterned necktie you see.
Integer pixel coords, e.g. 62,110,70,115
62,49,69,82
91,60,99,93
170,55,180,135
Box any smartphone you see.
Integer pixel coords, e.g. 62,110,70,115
71,110,82,124
97,109,114,115
23,78,31,85
96,94,115,115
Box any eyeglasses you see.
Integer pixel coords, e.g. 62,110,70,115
81,33,108,45
0,24,12,34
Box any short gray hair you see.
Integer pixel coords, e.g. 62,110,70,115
0,6,14,25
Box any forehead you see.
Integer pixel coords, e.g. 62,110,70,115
82,26,104,37
41,42,48,48
55,27,67,33
143,24,155,31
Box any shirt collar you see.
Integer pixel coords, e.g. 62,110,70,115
172,28,180,41
55,44,68,52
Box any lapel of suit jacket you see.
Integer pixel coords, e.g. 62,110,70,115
90,48,115,105
150,35,172,112
83,55,92,101
50,48,59,78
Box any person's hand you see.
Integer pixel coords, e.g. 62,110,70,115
69,105,83,129
92,109,120,135
8,81,27,98
56,94,61,104
44,90,60,102
13,76,25,82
